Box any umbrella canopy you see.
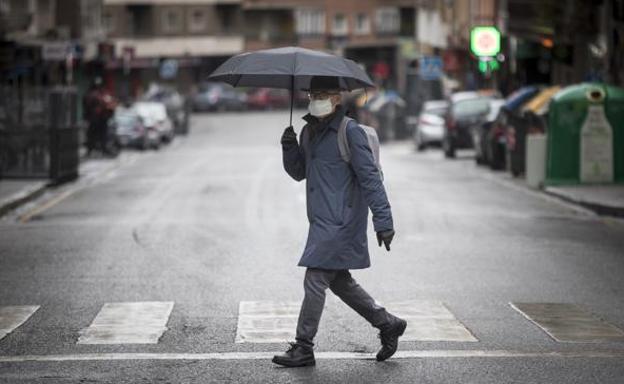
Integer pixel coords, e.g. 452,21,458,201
208,46,375,91
208,47,375,126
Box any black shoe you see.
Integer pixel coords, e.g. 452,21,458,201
376,318,407,362
272,343,316,367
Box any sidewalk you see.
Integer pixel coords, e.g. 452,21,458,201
545,185,624,218
0,180,49,217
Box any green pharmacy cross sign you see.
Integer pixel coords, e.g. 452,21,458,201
470,26,501,57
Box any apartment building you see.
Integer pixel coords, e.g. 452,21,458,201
242,0,417,89
101,0,245,94
1,0,105,85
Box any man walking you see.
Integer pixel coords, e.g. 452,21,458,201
273,76,406,367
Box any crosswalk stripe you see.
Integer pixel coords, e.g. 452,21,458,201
384,301,478,342
235,301,298,343
510,302,624,342
235,300,478,343
77,302,174,344
0,306,40,341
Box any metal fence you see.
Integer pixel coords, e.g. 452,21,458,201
0,85,79,182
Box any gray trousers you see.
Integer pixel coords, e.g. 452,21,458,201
295,268,396,348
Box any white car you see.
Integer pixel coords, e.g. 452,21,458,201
413,100,448,151
134,102,174,144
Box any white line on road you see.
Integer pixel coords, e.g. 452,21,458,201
0,306,40,340
235,301,299,343
385,301,478,342
510,303,624,342
1,350,624,363
77,302,174,344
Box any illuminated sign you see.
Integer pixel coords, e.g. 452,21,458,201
470,26,501,57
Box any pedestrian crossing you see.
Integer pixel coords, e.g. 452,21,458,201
77,302,174,344
0,305,39,340
1,301,623,346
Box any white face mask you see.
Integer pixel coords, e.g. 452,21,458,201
308,98,334,117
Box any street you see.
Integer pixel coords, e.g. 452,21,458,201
1,111,624,383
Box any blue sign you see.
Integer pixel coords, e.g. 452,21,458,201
159,59,179,80
419,56,443,80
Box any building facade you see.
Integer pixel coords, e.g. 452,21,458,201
241,0,417,90
101,0,244,95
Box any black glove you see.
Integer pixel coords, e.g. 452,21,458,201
281,126,298,146
376,230,395,251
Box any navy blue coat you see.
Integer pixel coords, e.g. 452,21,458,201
282,107,393,270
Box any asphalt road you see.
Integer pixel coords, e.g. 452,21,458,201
1,111,623,383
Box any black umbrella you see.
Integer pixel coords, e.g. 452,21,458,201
208,46,375,126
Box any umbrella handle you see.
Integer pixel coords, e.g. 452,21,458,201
289,75,294,128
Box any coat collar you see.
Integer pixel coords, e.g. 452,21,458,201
302,105,346,132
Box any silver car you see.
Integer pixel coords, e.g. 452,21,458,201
134,102,175,144
413,100,448,151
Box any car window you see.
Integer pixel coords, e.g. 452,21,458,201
115,113,137,125
425,107,447,117
453,98,490,116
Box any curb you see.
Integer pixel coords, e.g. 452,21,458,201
0,181,49,218
543,188,624,218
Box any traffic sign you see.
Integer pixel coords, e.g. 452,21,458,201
470,26,501,57
159,59,178,79
419,56,443,81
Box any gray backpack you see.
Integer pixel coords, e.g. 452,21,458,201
301,116,383,180
337,117,383,181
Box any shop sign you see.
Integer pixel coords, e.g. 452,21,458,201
42,42,71,61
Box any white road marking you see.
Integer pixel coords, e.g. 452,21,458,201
0,306,40,340
510,303,624,342
1,350,624,363
235,301,299,343
77,302,174,344
385,301,478,342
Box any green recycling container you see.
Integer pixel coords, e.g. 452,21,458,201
546,83,624,185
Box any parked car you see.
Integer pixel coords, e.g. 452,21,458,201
484,86,541,170
143,83,190,135
471,99,505,164
192,83,247,112
506,86,561,176
412,100,448,151
112,106,160,150
442,90,502,158
134,102,174,144
246,88,290,110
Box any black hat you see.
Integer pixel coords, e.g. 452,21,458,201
308,76,342,91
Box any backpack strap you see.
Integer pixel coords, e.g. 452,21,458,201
337,116,353,163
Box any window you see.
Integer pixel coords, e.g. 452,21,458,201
332,13,348,36
161,8,183,33
295,9,325,36
103,12,115,35
0,1,10,13
375,7,399,34
354,12,370,35
188,8,207,32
